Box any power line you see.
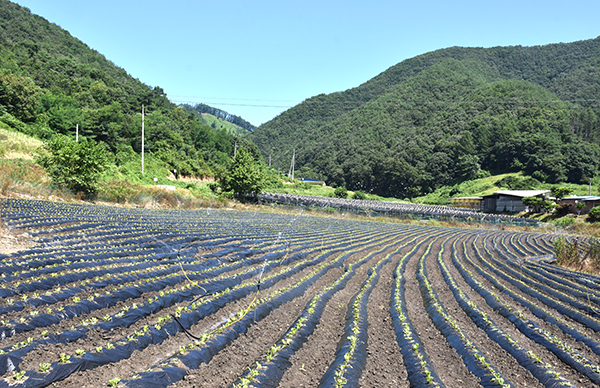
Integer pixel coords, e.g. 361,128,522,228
169,95,301,103
171,97,600,110
171,99,293,108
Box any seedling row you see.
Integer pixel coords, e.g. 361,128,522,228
0,198,599,387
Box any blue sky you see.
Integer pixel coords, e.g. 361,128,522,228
12,0,600,126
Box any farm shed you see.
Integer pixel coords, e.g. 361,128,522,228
482,190,550,213
449,196,483,210
560,195,600,214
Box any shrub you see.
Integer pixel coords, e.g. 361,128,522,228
588,206,600,221
555,203,572,217
495,176,541,190
333,186,348,199
352,190,367,200
476,170,491,179
553,235,580,266
554,217,575,228
35,134,109,194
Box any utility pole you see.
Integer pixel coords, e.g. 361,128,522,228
233,141,238,160
76,124,78,142
590,177,593,196
141,105,145,174
288,148,295,180
268,153,271,167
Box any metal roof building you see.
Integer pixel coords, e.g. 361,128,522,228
561,195,600,214
449,196,483,210
298,178,326,186
482,190,550,213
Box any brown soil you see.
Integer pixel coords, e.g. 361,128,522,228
0,226,36,255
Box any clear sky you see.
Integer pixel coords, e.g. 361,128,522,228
11,0,600,126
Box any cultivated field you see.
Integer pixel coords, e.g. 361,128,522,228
0,198,599,388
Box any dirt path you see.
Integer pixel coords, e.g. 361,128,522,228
0,227,35,254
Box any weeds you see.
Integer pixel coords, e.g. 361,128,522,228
554,235,600,272
553,235,580,267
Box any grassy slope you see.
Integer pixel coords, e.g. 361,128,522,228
199,114,251,137
4,125,597,209
0,124,42,158
0,127,229,207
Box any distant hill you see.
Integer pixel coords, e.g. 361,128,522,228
181,103,254,136
249,37,600,198
0,0,258,179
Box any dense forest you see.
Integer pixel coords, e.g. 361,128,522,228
0,0,256,180
249,38,600,198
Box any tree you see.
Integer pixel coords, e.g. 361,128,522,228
523,196,554,213
220,147,265,199
542,199,557,213
35,134,109,194
0,71,39,122
551,186,573,200
522,196,543,213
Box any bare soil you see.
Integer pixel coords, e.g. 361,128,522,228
0,227,35,255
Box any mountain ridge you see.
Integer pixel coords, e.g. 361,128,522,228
249,37,600,198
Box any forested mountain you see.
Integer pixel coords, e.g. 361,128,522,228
0,0,256,178
249,37,600,198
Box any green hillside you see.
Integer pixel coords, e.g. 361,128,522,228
249,38,600,198
181,103,253,137
0,0,257,183
182,103,255,136
198,113,250,136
